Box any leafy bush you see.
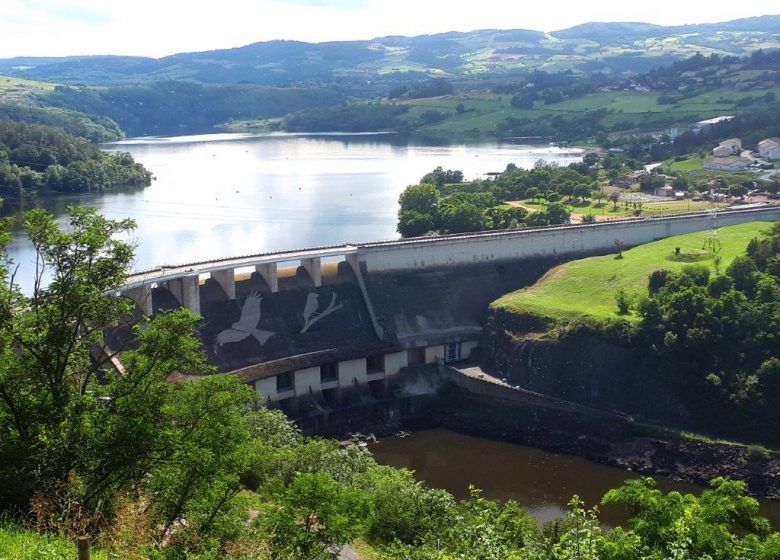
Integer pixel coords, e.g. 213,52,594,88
615,288,633,315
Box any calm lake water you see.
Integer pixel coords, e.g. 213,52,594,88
3,132,581,291
370,428,780,527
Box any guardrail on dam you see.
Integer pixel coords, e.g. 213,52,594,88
112,206,780,409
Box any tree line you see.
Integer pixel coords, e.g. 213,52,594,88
397,161,603,237
626,222,780,443
0,119,151,194
40,82,347,137
0,102,123,143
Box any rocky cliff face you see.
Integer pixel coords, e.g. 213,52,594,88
480,309,691,427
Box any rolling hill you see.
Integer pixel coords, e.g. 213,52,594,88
0,16,778,86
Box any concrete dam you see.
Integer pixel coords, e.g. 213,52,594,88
115,206,780,420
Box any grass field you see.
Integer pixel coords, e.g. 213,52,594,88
669,156,705,172
666,156,760,182
492,221,773,322
0,524,109,560
398,87,780,139
0,76,56,92
0,75,57,104
519,198,730,218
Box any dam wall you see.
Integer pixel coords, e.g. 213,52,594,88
358,206,780,272
111,207,780,410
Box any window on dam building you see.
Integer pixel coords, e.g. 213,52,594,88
408,348,426,366
320,362,338,382
445,343,462,363
276,372,293,393
366,354,385,374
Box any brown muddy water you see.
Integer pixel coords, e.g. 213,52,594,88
370,428,780,528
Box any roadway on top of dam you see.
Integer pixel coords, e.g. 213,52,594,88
121,205,780,291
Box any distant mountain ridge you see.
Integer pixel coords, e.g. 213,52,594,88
1,15,778,86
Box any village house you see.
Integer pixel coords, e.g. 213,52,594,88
628,169,648,182
758,138,780,160
717,138,741,154
712,146,732,157
702,156,752,172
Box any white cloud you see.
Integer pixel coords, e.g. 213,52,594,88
0,0,778,58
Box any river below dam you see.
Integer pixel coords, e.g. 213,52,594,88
2,132,581,292
370,428,780,528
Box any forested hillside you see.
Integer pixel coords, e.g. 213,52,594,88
0,120,151,194
0,22,778,139
1,16,778,85
40,82,346,137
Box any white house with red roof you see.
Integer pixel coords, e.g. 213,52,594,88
758,137,780,160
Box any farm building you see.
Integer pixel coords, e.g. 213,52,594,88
712,146,732,157
702,156,752,172
717,138,742,154
758,138,780,160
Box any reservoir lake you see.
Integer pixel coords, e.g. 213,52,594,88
3,132,581,291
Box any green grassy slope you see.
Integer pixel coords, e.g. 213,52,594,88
492,221,773,322
0,75,57,97
399,87,780,139
0,524,109,560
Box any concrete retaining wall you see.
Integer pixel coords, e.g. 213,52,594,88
359,208,780,272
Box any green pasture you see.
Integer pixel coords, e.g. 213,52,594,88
491,221,772,322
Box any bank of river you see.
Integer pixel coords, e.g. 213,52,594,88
370,428,780,528
2,132,581,292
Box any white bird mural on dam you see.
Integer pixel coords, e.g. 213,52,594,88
302,292,320,325
214,292,275,351
300,292,343,333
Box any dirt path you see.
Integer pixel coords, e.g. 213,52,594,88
505,200,538,212
339,545,364,560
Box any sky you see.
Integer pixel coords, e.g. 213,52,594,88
1,0,778,59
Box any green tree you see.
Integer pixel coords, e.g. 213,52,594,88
397,210,436,237
262,472,366,560
603,478,773,560
440,202,484,233
608,192,620,211
727,255,759,296
552,497,602,560
573,183,591,201
0,207,259,554
615,288,633,315
398,183,439,214
357,466,454,546
729,184,747,198
545,202,571,225
397,183,440,237
558,182,575,200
